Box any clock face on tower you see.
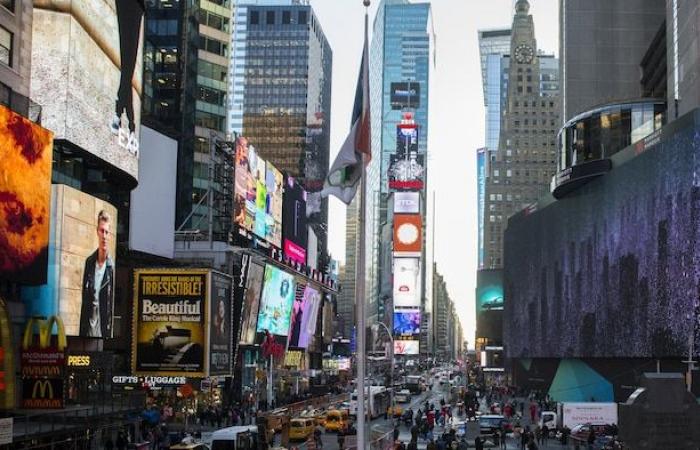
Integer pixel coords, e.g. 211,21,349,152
515,44,534,64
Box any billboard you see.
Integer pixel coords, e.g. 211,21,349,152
256,265,295,336
23,185,118,338
282,176,308,264
504,114,700,358
238,262,264,345
389,154,425,191
133,269,207,376
393,258,421,308
209,272,233,375
476,269,504,314
393,192,420,214
129,126,177,259
233,137,283,247
393,309,421,338
394,340,419,355
30,0,145,179
0,105,53,285
477,148,486,268
288,283,322,348
394,214,422,255
390,82,420,110
396,126,419,156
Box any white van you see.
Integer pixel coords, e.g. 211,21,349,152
210,425,258,450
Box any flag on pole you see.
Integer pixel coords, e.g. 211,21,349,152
308,20,371,211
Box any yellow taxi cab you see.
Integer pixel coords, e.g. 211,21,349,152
323,409,349,432
388,404,403,417
289,417,315,441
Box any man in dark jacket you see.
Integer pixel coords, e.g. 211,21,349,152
79,210,114,338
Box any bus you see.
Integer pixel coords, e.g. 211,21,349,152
350,386,390,419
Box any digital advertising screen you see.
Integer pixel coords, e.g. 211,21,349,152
266,165,283,248
252,150,267,240
0,105,53,285
390,82,421,110
394,214,422,254
288,283,322,348
393,192,420,214
233,136,254,233
388,154,425,191
394,339,419,355
23,185,118,338
133,269,208,376
256,265,295,336
393,258,421,308
396,125,419,156
238,262,264,345
209,272,233,375
31,0,145,179
282,176,308,265
477,148,486,268
476,269,504,314
393,309,421,338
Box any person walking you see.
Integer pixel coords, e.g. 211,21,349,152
541,424,549,447
587,428,596,449
474,436,484,450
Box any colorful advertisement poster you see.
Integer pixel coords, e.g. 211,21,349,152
393,309,421,338
476,269,504,314
267,166,284,247
477,148,486,268
393,258,421,308
393,214,422,254
394,340,419,355
233,137,254,232
390,82,421,110
209,272,233,376
238,262,264,345
23,185,118,338
282,177,308,264
133,269,208,376
288,283,322,348
396,125,419,156
256,265,295,336
389,154,425,191
31,0,145,179
0,105,53,285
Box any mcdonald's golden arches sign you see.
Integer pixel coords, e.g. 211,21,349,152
20,316,66,409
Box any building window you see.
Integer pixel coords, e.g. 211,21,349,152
266,11,275,25
0,26,11,67
250,11,259,25
298,11,308,24
1,0,14,12
282,10,291,24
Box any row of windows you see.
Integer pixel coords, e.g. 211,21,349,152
514,100,556,108
0,25,11,67
197,86,226,106
250,9,307,26
199,36,228,57
198,9,230,32
195,110,226,131
198,60,228,82
513,119,557,126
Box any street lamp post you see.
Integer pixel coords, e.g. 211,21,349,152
373,322,395,424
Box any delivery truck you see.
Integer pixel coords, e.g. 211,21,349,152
540,402,618,430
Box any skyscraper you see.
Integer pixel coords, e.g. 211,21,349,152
368,0,433,352
142,0,232,236
229,0,332,256
481,0,561,270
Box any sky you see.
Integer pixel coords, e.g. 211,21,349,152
310,0,559,346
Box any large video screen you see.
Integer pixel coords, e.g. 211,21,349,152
0,105,53,285
504,116,700,359
282,176,308,264
476,269,503,314
394,339,419,355
31,0,144,179
239,262,264,345
256,265,295,336
288,283,322,348
393,258,421,308
209,272,233,375
393,309,421,338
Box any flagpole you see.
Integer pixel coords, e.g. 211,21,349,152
356,2,370,448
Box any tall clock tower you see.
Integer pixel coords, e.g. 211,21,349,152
480,0,561,269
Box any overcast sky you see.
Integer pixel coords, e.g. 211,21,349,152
310,0,559,346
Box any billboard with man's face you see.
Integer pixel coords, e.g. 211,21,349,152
31,0,145,179
0,105,53,285
23,185,118,338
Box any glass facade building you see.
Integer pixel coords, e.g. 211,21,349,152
229,0,332,252
368,0,432,348
143,0,232,234
478,28,511,151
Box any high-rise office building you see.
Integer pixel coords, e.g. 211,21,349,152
481,0,561,270
368,0,433,352
142,0,232,236
229,0,332,256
